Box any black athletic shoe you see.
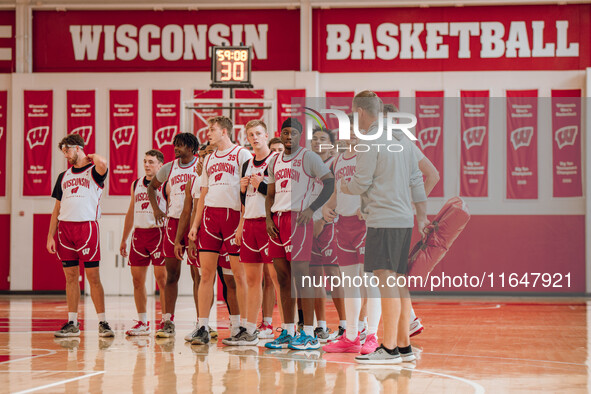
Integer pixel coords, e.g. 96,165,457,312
191,326,210,345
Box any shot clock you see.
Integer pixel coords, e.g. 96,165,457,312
210,45,253,88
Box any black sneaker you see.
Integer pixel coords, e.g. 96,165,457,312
226,327,259,346
191,326,210,345
54,321,80,337
314,327,330,343
335,326,345,339
98,321,114,337
399,345,416,362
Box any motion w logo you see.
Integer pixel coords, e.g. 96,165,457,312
26,126,50,149
463,126,486,149
510,127,533,150
0,126,3,141
112,126,135,149
417,127,440,150
71,126,93,145
155,125,178,148
555,126,577,149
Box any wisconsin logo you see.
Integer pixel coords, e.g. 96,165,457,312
417,127,440,150
71,126,93,145
71,186,79,194
141,202,150,210
180,184,186,192
112,126,135,149
463,126,486,149
281,179,289,188
26,126,50,149
510,127,534,150
0,126,4,141
214,173,223,182
155,125,178,148
555,125,577,149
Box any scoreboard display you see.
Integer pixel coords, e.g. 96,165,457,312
210,46,253,88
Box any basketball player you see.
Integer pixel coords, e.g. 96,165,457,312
147,133,200,338
265,118,335,351
343,91,429,364
268,137,284,154
224,120,276,346
48,134,114,337
120,149,168,336
188,116,253,345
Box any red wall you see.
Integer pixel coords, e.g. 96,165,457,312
0,215,10,290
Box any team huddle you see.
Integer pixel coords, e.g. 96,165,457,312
47,91,439,365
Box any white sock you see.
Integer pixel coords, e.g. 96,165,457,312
198,317,209,329
410,306,417,321
318,320,327,330
68,312,78,324
367,297,381,336
304,325,314,337
284,323,295,337
245,322,257,335
163,313,172,322
345,297,361,341
138,313,147,324
358,320,365,332
241,317,247,328
230,315,240,335
97,313,106,322
339,320,346,328
263,316,273,325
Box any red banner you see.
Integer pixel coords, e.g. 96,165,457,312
0,11,15,73
67,90,95,154
0,91,6,196
551,89,582,197
235,89,265,145
277,89,306,138
33,10,300,72
326,91,354,130
313,5,591,72
506,90,538,199
193,89,223,146
24,90,53,196
109,90,138,196
152,90,180,162
460,90,489,197
415,91,444,197
375,91,400,110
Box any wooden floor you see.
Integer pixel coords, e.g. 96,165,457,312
0,295,588,393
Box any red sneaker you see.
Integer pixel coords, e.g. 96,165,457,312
126,320,150,336
360,333,378,355
322,334,361,353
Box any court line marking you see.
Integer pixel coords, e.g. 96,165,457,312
12,371,105,394
420,351,587,367
0,349,56,365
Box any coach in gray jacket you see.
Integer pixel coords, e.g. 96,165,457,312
341,90,429,364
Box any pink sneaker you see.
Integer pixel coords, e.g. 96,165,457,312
322,335,361,353
360,333,378,355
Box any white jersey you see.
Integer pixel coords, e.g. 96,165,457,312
310,156,335,221
133,177,166,229
202,145,253,211
271,148,315,213
333,153,361,216
57,165,103,222
244,153,276,219
166,158,198,219
191,175,201,199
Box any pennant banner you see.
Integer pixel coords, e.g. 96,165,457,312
24,90,52,196
152,90,181,163
235,89,265,145
415,91,444,197
325,91,354,130
193,89,223,146
506,90,538,199
109,90,138,196
0,91,6,196
460,90,489,197
67,90,95,154
551,89,582,197
277,89,306,138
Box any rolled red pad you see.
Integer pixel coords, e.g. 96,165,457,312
408,197,470,279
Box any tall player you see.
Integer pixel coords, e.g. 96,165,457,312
120,149,168,336
188,116,253,345
47,134,114,337
147,133,200,338
265,118,335,351
224,120,276,346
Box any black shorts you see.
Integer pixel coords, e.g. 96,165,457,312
364,228,412,274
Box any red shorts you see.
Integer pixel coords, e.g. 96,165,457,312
218,245,231,270
240,218,271,264
198,207,240,255
268,212,313,262
336,215,367,266
310,223,338,267
56,221,100,265
129,227,165,267
164,218,199,266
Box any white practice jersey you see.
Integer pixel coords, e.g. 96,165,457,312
166,158,198,219
133,177,166,229
57,165,103,222
310,156,335,221
191,175,201,199
333,153,361,216
244,153,276,219
202,145,253,211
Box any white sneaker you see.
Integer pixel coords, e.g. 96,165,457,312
126,320,150,336
257,322,274,339
409,318,423,337
185,325,199,342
